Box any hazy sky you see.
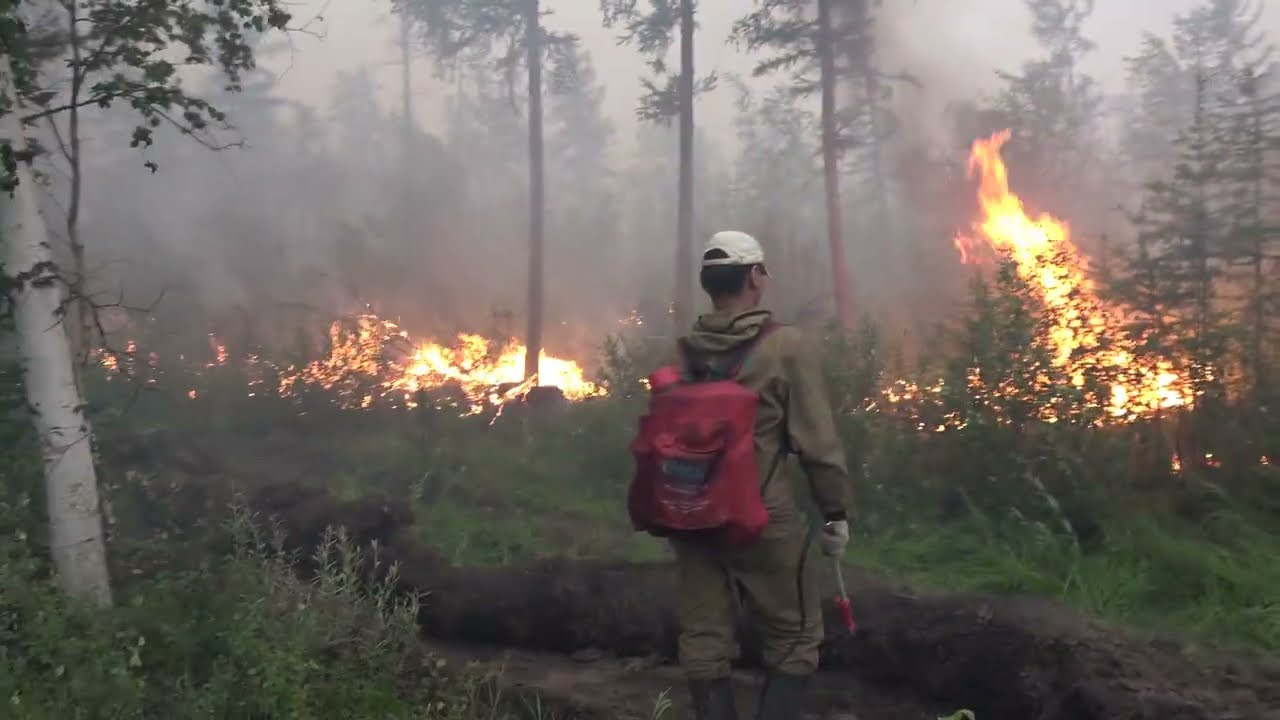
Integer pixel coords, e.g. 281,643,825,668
266,0,1278,151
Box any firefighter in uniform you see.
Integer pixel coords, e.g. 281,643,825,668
673,231,852,719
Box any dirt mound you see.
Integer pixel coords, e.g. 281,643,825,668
425,640,941,720
252,481,1280,720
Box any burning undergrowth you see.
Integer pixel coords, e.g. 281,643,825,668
874,130,1200,433
93,130,1220,438
92,311,606,416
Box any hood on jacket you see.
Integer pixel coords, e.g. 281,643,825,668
681,308,774,354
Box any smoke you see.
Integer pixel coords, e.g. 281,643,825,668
36,0,1280,366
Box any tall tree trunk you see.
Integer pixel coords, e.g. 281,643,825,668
1247,95,1267,397
59,0,90,365
817,0,851,329
400,11,414,137
523,0,545,381
398,9,417,259
0,56,112,606
674,0,695,333
864,78,889,223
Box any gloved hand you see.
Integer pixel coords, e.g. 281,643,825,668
819,519,849,557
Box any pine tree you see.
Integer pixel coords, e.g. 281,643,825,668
1124,35,1195,181
546,45,619,330
730,0,911,327
989,0,1103,215
1213,15,1280,398
726,81,826,316
600,0,709,332
1120,0,1280,398
1125,61,1225,391
398,0,577,381
1232,69,1280,396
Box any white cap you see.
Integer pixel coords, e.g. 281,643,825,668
702,230,765,267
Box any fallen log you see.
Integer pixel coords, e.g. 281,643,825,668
252,483,1280,720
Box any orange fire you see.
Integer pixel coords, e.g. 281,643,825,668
275,313,605,413
955,130,1195,421
96,312,604,414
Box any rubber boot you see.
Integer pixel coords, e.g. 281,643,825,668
755,670,809,720
689,677,738,720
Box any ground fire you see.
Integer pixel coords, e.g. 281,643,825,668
97,132,1196,427
276,313,604,412
96,312,604,414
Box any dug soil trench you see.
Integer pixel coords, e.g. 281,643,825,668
252,482,1280,720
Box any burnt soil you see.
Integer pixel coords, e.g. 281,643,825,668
249,482,1280,720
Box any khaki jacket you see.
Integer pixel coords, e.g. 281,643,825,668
678,308,851,525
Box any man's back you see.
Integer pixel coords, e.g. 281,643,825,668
678,308,849,530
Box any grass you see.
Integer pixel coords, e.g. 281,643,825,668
82,355,1280,655
85,377,1280,667
0,412,575,719
849,509,1280,650
7,324,1278,719
1,490,505,717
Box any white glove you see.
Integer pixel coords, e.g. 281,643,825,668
819,520,849,557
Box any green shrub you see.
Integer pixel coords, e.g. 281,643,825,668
0,485,506,719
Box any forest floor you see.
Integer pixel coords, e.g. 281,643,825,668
89,401,1280,720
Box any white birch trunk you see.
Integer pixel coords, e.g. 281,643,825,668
0,56,112,606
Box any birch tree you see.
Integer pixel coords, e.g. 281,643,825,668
25,0,292,362
0,48,112,605
0,0,290,606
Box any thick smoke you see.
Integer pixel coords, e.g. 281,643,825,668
36,0,1277,366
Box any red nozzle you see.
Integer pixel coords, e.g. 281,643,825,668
835,597,856,632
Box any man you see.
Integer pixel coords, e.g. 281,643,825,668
674,230,851,719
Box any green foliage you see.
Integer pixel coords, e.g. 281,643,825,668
1117,0,1280,398
400,0,576,90
25,0,293,171
0,485,512,719
598,0,713,122
731,0,886,95
84,304,1280,655
966,0,1103,220
730,0,909,195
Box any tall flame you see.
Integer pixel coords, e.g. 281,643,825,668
957,130,1194,420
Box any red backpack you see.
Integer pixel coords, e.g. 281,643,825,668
627,322,781,547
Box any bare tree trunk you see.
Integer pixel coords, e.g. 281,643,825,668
399,9,415,204
673,0,695,333
400,11,414,137
523,0,545,382
817,0,851,329
1247,94,1267,397
863,70,889,227
0,56,112,606
398,8,418,260
53,0,91,364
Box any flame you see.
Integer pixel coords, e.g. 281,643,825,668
276,313,604,413
957,130,1195,421
209,335,228,366
94,311,603,415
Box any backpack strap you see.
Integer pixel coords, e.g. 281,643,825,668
679,320,782,381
